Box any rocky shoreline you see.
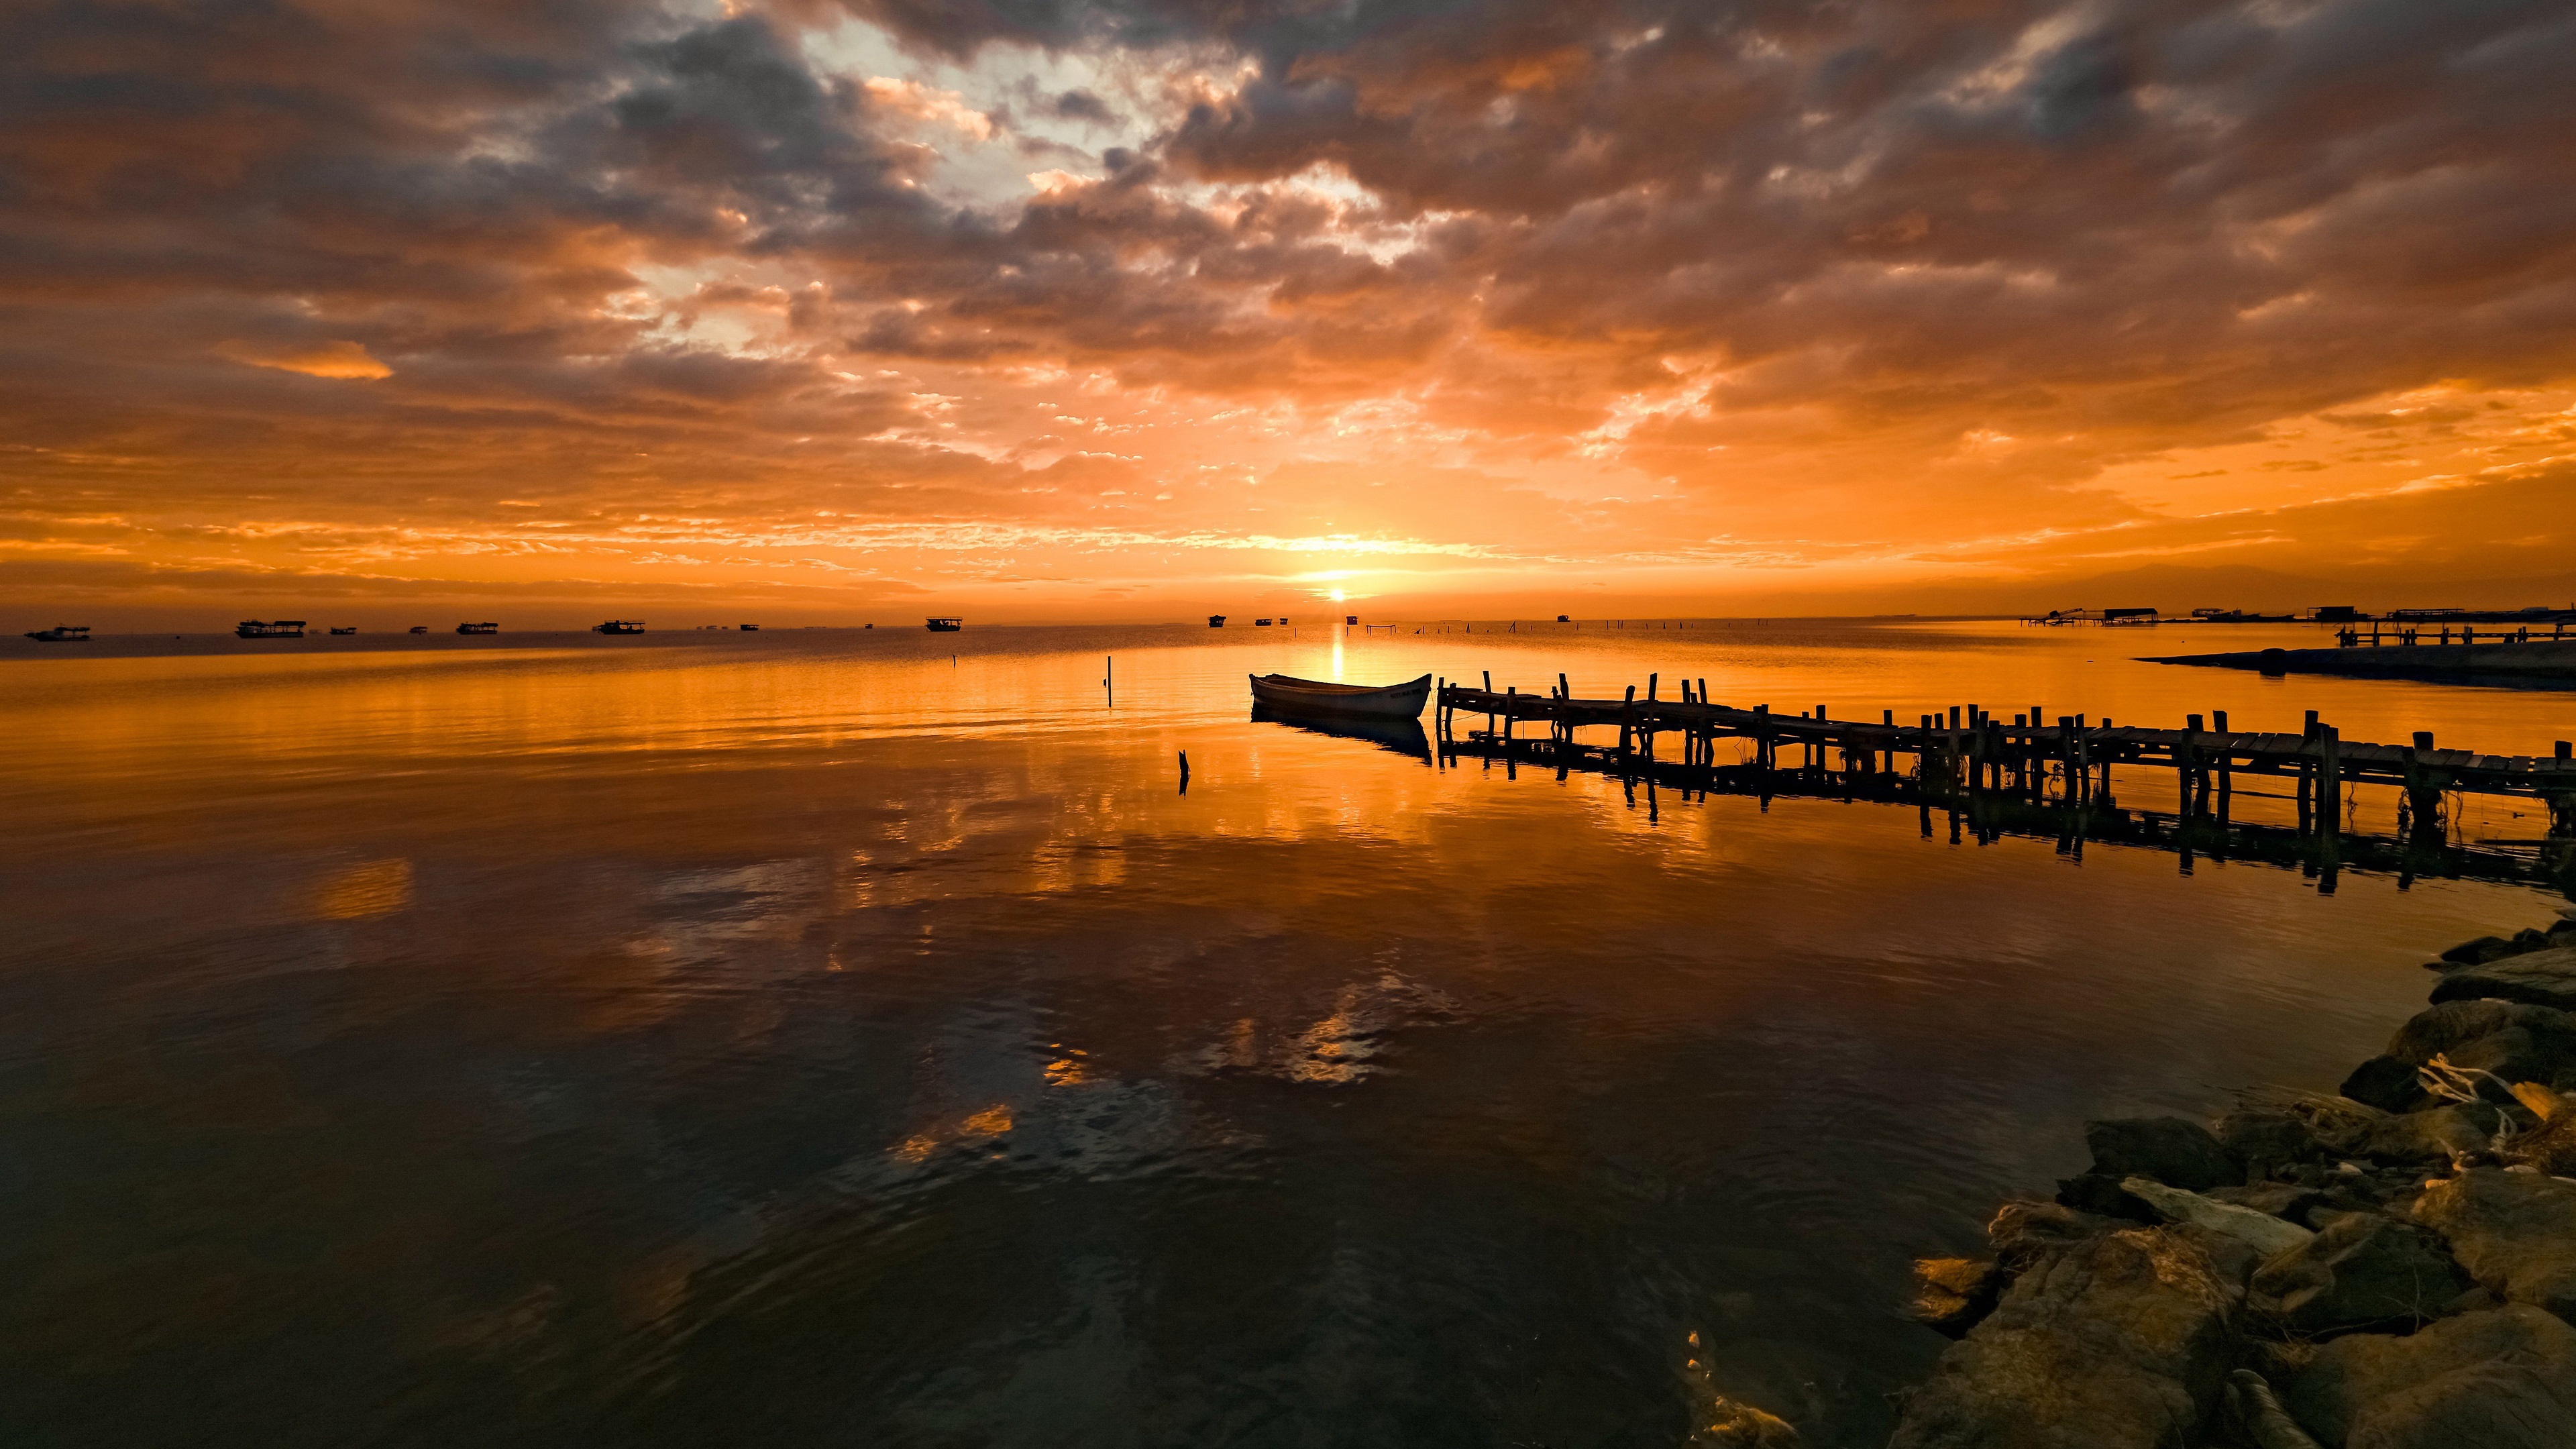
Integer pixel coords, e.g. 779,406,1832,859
1876,904,2576,1449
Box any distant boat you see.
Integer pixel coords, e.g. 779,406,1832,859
1556,614,1570,623
456,622,498,635
23,625,90,642
1208,615,1227,628
738,623,759,631
237,620,305,639
1255,618,1273,626
329,627,356,635
593,620,644,635
926,617,962,632
408,626,427,634
1248,672,1432,720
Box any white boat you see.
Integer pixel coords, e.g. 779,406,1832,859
1247,672,1432,720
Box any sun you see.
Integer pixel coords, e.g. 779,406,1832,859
1329,588,1346,602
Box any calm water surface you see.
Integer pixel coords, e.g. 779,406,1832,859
3,621,2569,1448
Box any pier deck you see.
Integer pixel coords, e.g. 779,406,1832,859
1432,677,2576,833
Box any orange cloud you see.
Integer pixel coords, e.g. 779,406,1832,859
214,340,393,380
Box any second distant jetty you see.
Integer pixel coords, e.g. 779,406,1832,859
2146,638,2576,686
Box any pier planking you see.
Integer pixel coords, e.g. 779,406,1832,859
1433,682,2576,835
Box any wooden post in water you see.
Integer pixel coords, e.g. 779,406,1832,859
1621,685,1638,763
2320,723,2343,830
2181,714,2202,818
2212,710,2231,805
2306,710,2323,830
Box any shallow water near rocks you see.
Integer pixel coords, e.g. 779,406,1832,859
2,620,2568,1447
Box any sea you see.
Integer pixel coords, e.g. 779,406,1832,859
3,619,2568,1448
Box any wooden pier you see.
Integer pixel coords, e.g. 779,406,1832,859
1432,676,2576,837
1438,735,2563,893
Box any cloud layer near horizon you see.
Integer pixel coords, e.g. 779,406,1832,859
4,0,2573,619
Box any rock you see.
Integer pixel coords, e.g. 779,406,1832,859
2224,1370,2324,1449
2250,1212,2469,1337
1693,1396,1803,1446
2438,935,2513,964
2331,1103,2502,1167
1988,1200,2120,1273
1914,1256,2004,1338
2341,1057,2428,1114
2122,1177,2316,1258
2221,1110,2332,1177
2514,928,2556,954
2500,1085,2576,1176
2056,1172,2153,1220
2314,1175,2398,1216
2412,1168,2576,1321
2376,1000,2576,1102
2212,1181,2334,1225
1887,1228,2239,1449
2086,1116,2241,1191
2429,946,2576,1011
2438,1284,2502,1316
2282,1305,2576,1448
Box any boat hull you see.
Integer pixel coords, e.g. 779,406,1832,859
1248,672,1431,720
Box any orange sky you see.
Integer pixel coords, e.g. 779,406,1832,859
5,0,2574,626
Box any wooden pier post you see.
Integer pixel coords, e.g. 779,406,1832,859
2404,730,2442,838
2212,710,2231,804
2320,723,2343,829
2296,712,2320,833
1621,686,1638,763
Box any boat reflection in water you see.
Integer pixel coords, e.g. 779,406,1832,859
1250,704,1432,764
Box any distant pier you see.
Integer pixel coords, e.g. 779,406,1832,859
2146,637,2576,684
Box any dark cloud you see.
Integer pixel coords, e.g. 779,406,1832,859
1050,88,1120,125
3,0,2573,613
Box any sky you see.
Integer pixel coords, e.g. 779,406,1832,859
4,0,2574,626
